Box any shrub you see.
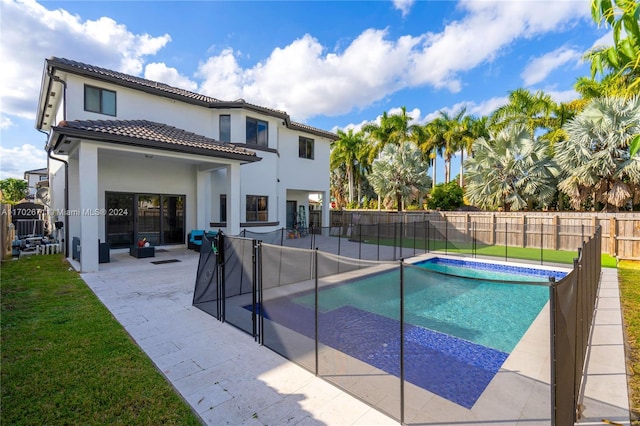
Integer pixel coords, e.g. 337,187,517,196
426,182,464,211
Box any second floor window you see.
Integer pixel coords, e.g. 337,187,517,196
246,195,268,222
219,115,230,143
84,85,116,116
246,117,268,147
299,137,314,159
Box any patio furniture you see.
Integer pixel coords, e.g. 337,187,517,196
188,230,204,251
129,245,155,258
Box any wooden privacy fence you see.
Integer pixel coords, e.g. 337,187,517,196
330,210,640,260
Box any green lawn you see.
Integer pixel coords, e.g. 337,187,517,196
1,254,202,425
358,236,618,267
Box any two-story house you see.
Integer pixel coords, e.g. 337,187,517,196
23,167,48,198
35,57,337,272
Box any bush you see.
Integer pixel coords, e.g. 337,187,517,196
426,182,464,211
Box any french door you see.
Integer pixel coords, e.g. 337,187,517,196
105,192,185,248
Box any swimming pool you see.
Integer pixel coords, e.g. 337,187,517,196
258,257,567,408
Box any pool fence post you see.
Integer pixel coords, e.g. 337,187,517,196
377,222,380,261
314,247,319,376
400,259,405,425
504,222,508,262
310,227,315,250
549,277,557,425
472,221,476,258
400,220,404,259
280,227,284,246
540,223,544,265
219,233,226,323
358,223,362,260
393,222,398,260
252,239,258,342
426,220,429,254
445,222,448,254
411,222,416,257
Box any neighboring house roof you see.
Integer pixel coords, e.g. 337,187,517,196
39,57,338,141
50,119,261,162
24,167,48,178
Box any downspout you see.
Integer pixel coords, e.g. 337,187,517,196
39,129,70,258
39,67,70,256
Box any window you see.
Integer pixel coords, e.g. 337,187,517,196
246,117,268,146
299,136,314,159
38,175,48,181
84,85,116,116
220,194,227,222
246,195,268,222
219,115,230,143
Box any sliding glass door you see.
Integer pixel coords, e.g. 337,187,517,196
106,192,185,248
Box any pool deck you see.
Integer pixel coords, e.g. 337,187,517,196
79,245,630,425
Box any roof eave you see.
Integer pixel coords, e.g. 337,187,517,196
50,126,262,163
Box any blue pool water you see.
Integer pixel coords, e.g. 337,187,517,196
255,257,566,409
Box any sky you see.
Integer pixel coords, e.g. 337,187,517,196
0,0,611,183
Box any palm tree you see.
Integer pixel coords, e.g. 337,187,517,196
488,88,557,139
586,0,640,94
465,126,558,211
362,106,418,161
421,120,446,187
330,129,366,205
367,142,431,211
426,107,473,183
459,115,489,187
363,107,424,207
555,96,640,211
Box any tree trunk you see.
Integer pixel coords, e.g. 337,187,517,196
459,149,464,187
445,157,451,183
431,154,437,188
347,166,354,204
396,192,403,212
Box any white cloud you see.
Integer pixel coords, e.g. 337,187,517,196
590,29,613,49
393,0,415,17
194,0,590,121
144,63,198,92
407,0,590,90
0,116,14,130
197,31,421,120
0,0,171,121
521,47,582,86
545,88,580,104
0,144,47,180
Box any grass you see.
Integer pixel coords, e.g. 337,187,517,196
357,236,618,267
619,260,640,424
1,254,202,425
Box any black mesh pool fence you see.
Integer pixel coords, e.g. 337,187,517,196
193,225,602,425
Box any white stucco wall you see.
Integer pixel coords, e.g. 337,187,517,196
63,74,214,137
47,69,334,240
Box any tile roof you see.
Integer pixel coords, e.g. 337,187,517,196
52,119,259,161
50,57,218,104
47,57,338,140
24,167,48,174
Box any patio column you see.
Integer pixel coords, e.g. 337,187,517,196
78,142,99,272
227,163,241,235
196,169,211,230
